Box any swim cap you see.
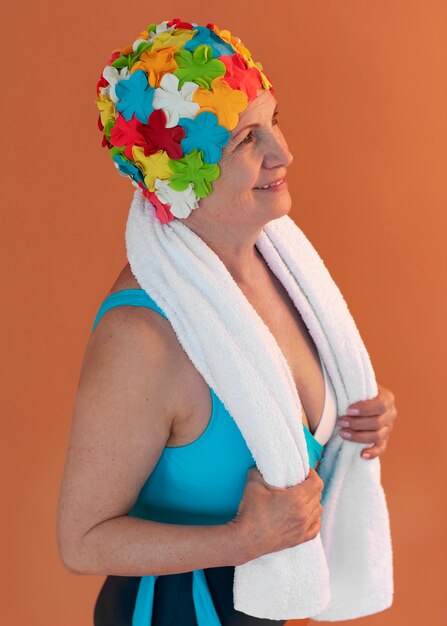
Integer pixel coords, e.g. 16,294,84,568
95,18,275,223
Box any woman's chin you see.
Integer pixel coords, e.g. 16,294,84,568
258,194,292,219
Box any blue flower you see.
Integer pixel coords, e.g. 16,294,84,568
115,70,155,123
112,153,144,184
184,26,235,58
178,112,230,164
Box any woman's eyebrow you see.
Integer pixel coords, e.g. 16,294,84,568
231,107,279,140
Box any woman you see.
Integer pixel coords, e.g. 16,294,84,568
57,18,397,626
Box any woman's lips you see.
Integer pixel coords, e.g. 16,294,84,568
253,179,288,192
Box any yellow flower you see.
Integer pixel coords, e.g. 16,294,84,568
193,77,248,130
151,28,196,52
95,92,116,127
252,61,273,90
130,46,178,87
131,146,172,192
229,38,252,61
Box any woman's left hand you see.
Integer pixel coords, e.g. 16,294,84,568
337,384,397,460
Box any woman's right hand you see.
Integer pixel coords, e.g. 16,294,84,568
228,466,325,562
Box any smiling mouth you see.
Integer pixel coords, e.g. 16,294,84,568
253,178,285,190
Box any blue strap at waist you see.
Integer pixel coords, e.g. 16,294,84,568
132,570,222,626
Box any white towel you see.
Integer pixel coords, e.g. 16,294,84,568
125,187,394,622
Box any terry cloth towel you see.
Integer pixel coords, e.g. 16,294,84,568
125,187,394,622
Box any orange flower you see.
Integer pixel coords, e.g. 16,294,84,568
193,77,248,131
130,46,178,87
216,28,243,52
137,29,149,41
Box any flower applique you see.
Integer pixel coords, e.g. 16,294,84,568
115,70,155,123
183,25,235,58
167,18,195,30
173,44,226,89
193,77,248,130
138,109,185,159
219,53,263,101
131,29,150,53
209,26,241,52
98,116,112,148
154,178,200,219
131,146,172,191
152,73,200,128
151,28,196,53
112,151,144,185
102,66,131,103
145,21,174,45
169,148,220,198
250,60,274,91
178,111,230,163
109,114,147,159
96,74,109,97
95,92,116,129
139,184,176,224
112,40,153,70
131,46,178,88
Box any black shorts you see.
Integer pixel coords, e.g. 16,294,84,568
93,565,287,625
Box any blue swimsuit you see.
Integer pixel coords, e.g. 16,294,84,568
92,289,326,626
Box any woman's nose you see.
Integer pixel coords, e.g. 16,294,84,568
264,133,294,169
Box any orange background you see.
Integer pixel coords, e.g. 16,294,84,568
2,1,446,625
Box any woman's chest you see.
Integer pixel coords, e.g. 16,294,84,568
167,271,326,447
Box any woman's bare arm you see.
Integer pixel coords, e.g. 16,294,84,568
56,306,249,576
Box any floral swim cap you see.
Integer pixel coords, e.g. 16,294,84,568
95,18,275,223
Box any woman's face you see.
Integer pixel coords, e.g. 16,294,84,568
182,89,294,229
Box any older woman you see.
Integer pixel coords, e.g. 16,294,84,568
57,18,396,626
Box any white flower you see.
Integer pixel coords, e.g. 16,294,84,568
102,66,130,103
132,38,148,52
156,21,176,34
152,74,200,128
154,178,200,218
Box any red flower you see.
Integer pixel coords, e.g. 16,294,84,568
97,116,112,148
138,109,185,159
102,135,112,149
107,50,121,65
110,114,148,159
139,184,175,224
167,18,194,30
219,53,263,101
96,75,109,96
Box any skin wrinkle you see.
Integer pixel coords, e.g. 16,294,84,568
179,89,294,286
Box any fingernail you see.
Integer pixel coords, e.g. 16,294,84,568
347,408,360,415
338,420,350,427
340,431,351,438
362,453,371,458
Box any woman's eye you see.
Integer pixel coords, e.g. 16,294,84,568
240,116,279,146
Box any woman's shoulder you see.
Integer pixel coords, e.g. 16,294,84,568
94,262,181,365
87,263,184,423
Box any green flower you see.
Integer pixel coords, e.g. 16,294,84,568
112,41,153,71
173,44,225,89
169,148,220,198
